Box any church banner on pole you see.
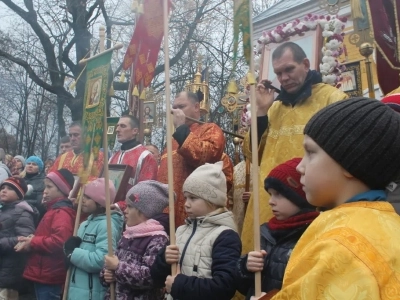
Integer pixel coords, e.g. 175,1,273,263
82,51,113,173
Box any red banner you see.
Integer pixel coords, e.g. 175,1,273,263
368,0,400,94
122,0,172,87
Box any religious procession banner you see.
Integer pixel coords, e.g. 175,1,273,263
122,0,172,87
233,0,251,66
106,117,120,149
82,51,113,171
367,0,400,94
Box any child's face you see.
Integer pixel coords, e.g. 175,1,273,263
81,195,100,214
184,192,215,219
43,178,64,203
0,185,19,202
124,205,146,227
297,135,347,208
268,188,301,220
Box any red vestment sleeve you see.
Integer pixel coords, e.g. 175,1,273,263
177,123,225,169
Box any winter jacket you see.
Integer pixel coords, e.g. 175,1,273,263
101,215,169,300
23,198,76,285
0,200,36,290
23,172,45,219
68,211,124,300
151,208,241,300
0,163,11,184
237,223,311,299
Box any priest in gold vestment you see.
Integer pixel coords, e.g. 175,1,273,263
241,42,348,254
158,91,233,227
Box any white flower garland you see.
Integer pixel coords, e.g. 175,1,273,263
256,13,347,86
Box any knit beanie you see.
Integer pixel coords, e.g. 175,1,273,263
381,93,400,113
46,168,75,196
264,158,313,209
14,155,25,167
126,180,170,219
84,178,116,207
26,156,44,173
304,97,400,189
0,177,28,199
183,161,227,207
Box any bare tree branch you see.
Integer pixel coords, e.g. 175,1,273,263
0,49,72,98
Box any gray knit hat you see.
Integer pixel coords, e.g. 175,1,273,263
305,97,400,189
14,155,25,167
126,180,170,218
183,161,227,206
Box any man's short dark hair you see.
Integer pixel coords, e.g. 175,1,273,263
188,91,200,103
178,91,199,103
69,121,82,129
60,136,70,144
146,144,159,151
272,42,307,64
120,115,139,129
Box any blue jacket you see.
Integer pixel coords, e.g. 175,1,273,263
67,211,123,300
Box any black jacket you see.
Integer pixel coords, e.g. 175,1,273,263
237,223,309,299
24,172,45,219
0,200,37,289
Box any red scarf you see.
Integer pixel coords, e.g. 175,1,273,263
267,211,320,231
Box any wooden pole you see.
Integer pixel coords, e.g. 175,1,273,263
98,25,116,300
248,0,262,297
62,190,84,300
79,43,123,66
103,83,116,300
244,158,250,213
163,0,177,276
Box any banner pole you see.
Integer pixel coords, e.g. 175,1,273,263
246,0,262,297
163,0,177,276
97,25,117,300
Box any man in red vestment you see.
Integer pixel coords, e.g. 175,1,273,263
158,91,233,227
50,122,104,177
109,115,158,211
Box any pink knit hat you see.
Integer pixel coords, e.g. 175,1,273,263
84,178,116,207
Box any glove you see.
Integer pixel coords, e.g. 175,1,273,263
63,236,82,269
63,236,82,257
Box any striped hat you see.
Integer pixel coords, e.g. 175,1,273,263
382,93,400,113
0,177,28,199
46,169,74,196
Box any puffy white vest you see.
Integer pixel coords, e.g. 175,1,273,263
176,209,237,278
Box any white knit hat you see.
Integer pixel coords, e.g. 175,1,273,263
183,161,227,206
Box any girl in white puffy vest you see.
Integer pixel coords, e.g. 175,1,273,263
151,161,241,300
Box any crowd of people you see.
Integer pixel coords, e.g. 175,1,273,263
0,41,400,300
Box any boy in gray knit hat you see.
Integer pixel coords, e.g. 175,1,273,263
151,162,241,300
270,97,400,299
